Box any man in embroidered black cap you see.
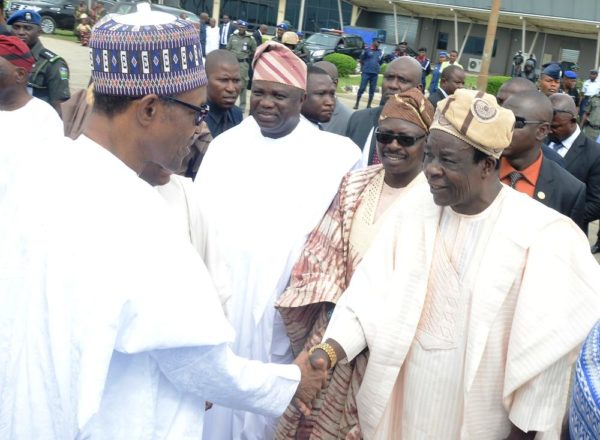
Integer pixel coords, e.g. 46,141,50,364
0,7,329,439
306,88,600,439
196,40,360,440
8,9,70,114
538,62,562,96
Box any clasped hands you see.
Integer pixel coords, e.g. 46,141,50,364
291,350,329,416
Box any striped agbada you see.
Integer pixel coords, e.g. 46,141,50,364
275,88,434,439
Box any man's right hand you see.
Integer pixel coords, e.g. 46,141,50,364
291,351,328,416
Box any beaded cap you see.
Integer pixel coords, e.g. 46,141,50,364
89,9,207,96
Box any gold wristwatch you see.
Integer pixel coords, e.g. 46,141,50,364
308,343,337,369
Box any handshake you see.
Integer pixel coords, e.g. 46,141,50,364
291,351,328,416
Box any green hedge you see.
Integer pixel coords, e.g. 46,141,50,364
323,53,357,77
380,63,388,75
486,76,511,95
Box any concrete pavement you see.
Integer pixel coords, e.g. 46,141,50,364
41,36,91,91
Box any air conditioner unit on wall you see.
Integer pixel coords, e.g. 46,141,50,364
468,58,482,73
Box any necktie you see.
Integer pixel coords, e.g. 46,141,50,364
507,171,524,188
552,142,565,153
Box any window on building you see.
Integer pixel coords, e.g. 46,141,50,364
463,36,497,57
437,32,448,50
560,48,580,64
285,0,352,34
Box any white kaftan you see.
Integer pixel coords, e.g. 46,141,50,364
325,186,600,439
0,96,63,146
156,175,231,310
196,116,361,440
0,135,300,439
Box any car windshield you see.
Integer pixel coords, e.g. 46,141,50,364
306,33,338,47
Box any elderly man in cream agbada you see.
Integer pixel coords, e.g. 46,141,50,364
308,89,600,440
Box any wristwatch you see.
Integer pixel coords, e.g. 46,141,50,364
308,343,337,369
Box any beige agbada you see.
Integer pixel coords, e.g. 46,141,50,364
324,90,600,439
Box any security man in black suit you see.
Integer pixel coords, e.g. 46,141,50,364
253,24,267,47
346,57,423,165
501,91,586,230
497,77,566,167
547,93,600,249
428,65,465,109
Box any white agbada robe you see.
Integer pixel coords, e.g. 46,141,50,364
0,96,64,142
196,115,361,440
156,174,231,310
205,25,220,54
0,135,300,439
324,186,600,439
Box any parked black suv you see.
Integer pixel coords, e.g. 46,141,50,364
304,31,364,63
7,0,115,34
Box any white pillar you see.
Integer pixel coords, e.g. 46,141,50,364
350,5,360,26
454,10,458,52
521,17,526,54
298,0,305,31
337,0,344,31
276,0,286,25
457,21,472,62
393,3,399,44
528,31,539,56
596,27,600,71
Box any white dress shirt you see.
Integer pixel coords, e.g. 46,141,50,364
547,125,580,157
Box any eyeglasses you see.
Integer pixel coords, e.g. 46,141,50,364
161,96,210,125
514,116,545,129
375,128,426,147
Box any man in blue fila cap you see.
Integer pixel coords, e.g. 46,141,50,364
562,70,581,108
8,8,70,114
538,62,562,97
273,21,289,42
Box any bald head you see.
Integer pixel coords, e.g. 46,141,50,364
382,56,423,103
548,93,578,142
206,50,241,110
205,49,239,76
549,93,577,115
313,61,338,83
504,90,553,122
502,91,552,164
496,77,537,106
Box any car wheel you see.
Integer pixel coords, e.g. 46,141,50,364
40,16,56,34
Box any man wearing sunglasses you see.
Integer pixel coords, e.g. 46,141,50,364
500,91,586,230
307,89,600,440
547,93,600,252
0,8,330,439
346,56,423,166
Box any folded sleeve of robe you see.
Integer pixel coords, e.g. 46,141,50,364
504,217,600,434
152,344,301,418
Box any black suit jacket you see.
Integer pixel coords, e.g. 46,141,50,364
428,89,446,109
560,131,600,224
219,22,235,47
346,106,382,165
252,30,263,47
534,156,586,230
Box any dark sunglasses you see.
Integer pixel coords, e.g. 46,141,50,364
162,96,210,125
514,116,544,129
375,128,426,147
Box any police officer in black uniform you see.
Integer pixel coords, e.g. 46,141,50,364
8,9,70,114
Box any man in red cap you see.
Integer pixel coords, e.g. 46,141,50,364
0,35,63,141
